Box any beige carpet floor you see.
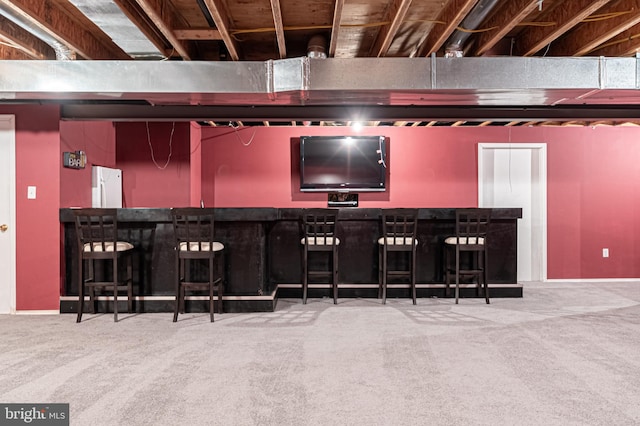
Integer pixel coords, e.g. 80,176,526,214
1,281,640,425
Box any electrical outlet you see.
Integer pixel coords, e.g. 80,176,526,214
602,248,609,258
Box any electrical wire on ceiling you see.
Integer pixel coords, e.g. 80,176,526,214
146,121,174,170
229,122,257,146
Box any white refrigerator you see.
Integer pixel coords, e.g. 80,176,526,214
92,166,123,208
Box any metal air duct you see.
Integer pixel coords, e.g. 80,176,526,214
0,2,74,60
444,0,500,57
307,35,327,59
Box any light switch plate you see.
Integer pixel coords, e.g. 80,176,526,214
27,186,36,199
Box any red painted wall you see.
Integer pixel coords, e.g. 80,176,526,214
189,122,202,206
201,125,640,280
201,126,484,207
115,122,192,207
60,121,116,207
5,115,639,311
0,105,61,311
544,127,640,279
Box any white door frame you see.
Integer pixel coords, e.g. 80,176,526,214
0,115,17,314
478,143,547,282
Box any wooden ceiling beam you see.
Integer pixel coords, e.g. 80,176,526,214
173,28,222,41
113,0,173,57
0,39,34,59
0,0,129,59
133,0,192,60
515,0,612,56
590,20,640,56
419,0,478,56
269,0,286,59
474,0,540,56
371,0,413,57
328,0,345,57
549,0,640,56
0,14,53,59
202,0,241,60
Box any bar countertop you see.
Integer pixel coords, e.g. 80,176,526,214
60,207,523,313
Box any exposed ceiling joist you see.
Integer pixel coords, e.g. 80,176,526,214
328,0,344,57
591,20,640,56
202,0,240,60
550,0,640,56
133,0,191,59
371,0,413,57
418,0,479,56
269,0,286,59
0,14,53,59
516,0,612,56
0,39,32,59
173,28,221,41
0,0,129,59
112,0,173,56
474,0,540,56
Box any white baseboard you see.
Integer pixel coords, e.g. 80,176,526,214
15,310,60,315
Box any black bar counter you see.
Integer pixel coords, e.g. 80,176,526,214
60,207,522,313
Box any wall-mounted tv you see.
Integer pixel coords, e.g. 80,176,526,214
300,135,387,192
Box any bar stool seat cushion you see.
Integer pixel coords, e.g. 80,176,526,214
300,236,340,246
444,236,485,245
378,236,418,246
83,241,134,252
179,241,225,252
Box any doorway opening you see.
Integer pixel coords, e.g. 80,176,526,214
0,115,16,314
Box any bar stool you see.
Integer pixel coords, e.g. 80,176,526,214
171,208,224,322
72,208,134,322
300,208,340,304
444,208,491,304
378,209,419,304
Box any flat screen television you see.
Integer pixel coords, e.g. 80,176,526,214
299,135,387,192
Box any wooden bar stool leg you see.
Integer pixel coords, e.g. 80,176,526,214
483,251,490,304
455,246,460,304
77,260,84,323
209,258,215,322
127,257,133,314
113,258,119,322
382,248,388,304
331,248,338,305
218,254,224,315
173,256,180,322
378,249,383,299
411,248,417,305
302,248,308,304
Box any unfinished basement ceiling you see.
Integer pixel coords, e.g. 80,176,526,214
1,0,640,127
65,0,163,59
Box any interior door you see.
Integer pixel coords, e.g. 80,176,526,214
479,143,547,282
0,115,16,313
